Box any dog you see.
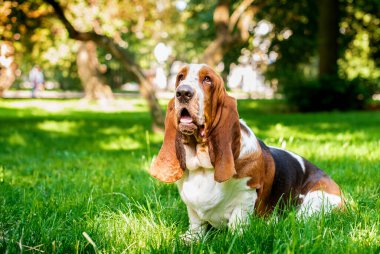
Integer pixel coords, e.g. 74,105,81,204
149,64,344,241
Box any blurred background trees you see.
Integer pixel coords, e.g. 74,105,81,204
0,0,379,123
257,0,380,111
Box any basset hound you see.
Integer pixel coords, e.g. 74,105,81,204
149,64,344,240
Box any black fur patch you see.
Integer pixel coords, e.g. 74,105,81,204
258,140,305,208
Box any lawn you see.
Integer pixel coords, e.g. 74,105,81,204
0,98,379,253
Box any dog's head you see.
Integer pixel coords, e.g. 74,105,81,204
149,64,241,183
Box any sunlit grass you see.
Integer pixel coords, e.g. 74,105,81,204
0,98,379,253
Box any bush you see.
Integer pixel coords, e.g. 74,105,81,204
279,72,376,111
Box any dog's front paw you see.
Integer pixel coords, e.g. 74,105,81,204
180,229,204,243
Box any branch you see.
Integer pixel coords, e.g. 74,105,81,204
213,0,230,34
43,0,138,74
228,0,255,31
43,0,165,129
44,0,80,39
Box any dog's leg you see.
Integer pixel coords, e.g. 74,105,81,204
181,206,207,242
227,190,257,234
297,191,342,218
228,199,256,234
227,206,252,235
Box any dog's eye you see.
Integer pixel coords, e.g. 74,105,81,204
177,74,184,82
203,76,212,85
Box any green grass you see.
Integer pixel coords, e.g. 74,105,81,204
0,98,379,253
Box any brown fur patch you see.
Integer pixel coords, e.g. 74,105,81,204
175,66,189,88
175,131,186,170
198,66,225,136
149,99,184,183
208,95,241,182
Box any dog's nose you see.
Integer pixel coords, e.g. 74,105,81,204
176,85,194,103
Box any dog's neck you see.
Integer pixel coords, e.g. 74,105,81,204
179,132,214,171
180,131,207,146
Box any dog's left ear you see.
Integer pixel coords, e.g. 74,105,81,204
208,95,241,182
149,99,185,183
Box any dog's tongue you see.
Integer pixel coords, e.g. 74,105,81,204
180,115,193,124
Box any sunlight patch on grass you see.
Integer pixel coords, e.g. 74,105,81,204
7,132,27,146
100,125,148,148
122,125,145,135
0,166,4,183
349,225,380,247
87,198,179,253
99,126,125,135
264,124,370,144
0,99,148,114
74,99,146,112
37,120,80,134
2,100,75,113
260,124,380,163
100,136,142,151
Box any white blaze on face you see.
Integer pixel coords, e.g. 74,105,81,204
177,64,206,124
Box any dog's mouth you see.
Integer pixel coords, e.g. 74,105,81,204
179,108,193,124
178,108,205,137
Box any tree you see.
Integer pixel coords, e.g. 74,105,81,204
44,0,165,129
0,1,83,92
0,42,17,97
200,0,256,67
256,0,379,110
318,0,339,77
182,0,259,68
77,41,113,103
0,0,165,129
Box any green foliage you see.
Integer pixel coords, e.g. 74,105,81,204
257,0,319,71
339,0,380,86
180,1,217,61
1,0,190,90
0,99,379,253
259,0,380,108
279,71,376,111
0,0,82,89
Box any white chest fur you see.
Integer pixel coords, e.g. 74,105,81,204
176,143,257,228
183,143,213,170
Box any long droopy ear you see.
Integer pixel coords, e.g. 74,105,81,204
149,99,185,183
208,95,241,182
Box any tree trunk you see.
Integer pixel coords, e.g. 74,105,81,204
44,0,165,130
0,42,17,97
201,0,257,68
318,0,339,77
201,0,232,67
93,37,165,131
76,41,113,103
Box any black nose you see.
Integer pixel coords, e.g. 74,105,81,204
176,85,194,102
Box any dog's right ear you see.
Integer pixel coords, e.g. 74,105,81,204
149,99,185,183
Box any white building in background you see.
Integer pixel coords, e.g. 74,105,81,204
227,63,274,98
